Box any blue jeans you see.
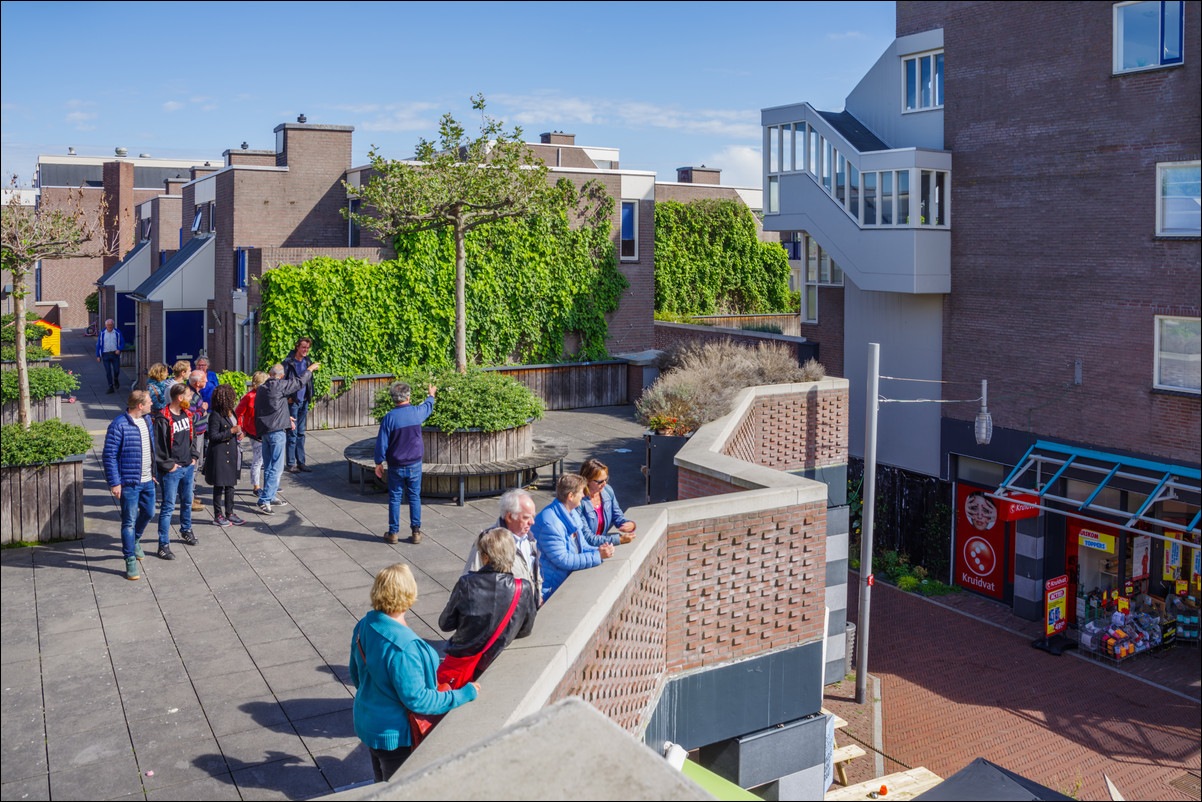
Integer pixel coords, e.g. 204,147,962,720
101,352,122,389
259,430,286,505
157,464,194,545
120,480,156,559
286,400,308,466
387,463,423,533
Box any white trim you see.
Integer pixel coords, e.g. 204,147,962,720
1155,160,1201,237
1153,315,1201,393
901,49,944,114
1113,0,1186,75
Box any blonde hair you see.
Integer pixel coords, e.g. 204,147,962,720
556,474,587,503
172,360,191,379
250,370,269,389
148,362,169,382
477,527,516,574
370,563,418,615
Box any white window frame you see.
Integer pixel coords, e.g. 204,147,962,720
620,200,638,261
191,207,203,232
1113,1,1185,75
766,176,779,215
208,201,217,234
802,235,844,324
902,49,944,113
1155,160,1201,237
1154,315,1201,393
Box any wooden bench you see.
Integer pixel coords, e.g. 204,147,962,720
344,439,567,506
825,767,943,800
821,707,864,787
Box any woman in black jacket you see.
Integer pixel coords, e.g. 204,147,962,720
204,384,245,527
438,527,537,686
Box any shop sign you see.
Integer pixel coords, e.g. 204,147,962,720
1164,540,1181,580
997,493,1041,522
1131,535,1151,580
955,484,1005,600
1044,575,1068,637
1175,580,1188,596
1117,597,1130,614
1077,528,1115,553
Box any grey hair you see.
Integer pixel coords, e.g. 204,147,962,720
477,527,516,574
269,363,285,378
498,488,532,518
189,370,206,384
104,318,114,325
195,355,210,366
389,381,411,404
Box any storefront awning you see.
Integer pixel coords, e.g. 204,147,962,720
989,441,1200,546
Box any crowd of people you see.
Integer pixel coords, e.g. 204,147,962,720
102,338,639,783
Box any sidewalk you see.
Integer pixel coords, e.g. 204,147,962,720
1,332,648,800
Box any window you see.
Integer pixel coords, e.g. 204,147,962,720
236,248,248,290
620,201,638,259
34,261,42,302
208,202,217,234
903,50,944,111
139,217,152,241
1155,316,1200,392
766,177,779,215
348,198,361,246
191,207,203,232
1114,1,1184,73
802,235,843,324
1157,161,1201,236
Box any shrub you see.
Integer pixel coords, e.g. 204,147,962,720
1,365,79,405
0,312,51,344
1,344,53,362
217,370,251,401
897,575,921,593
1,419,93,467
741,323,784,334
84,291,99,315
371,368,544,433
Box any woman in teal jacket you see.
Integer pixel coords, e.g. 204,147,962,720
350,563,479,782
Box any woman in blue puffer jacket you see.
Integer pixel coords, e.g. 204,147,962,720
576,458,636,548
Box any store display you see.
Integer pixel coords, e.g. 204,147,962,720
1077,611,1165,661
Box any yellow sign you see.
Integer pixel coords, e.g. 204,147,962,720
1176,580,1188,596
1077,529,1115,553
1117,597,1130,614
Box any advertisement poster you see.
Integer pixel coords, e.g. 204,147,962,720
954,484,1005,600
1131,535,1151,580
1164,541,1182,581
1044,575,1068,637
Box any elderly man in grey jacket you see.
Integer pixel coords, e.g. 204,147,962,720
254,360,319,514
463,488,542,604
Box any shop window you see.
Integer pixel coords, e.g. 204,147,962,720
903,50,944,111
1114,1,1184,74
1154,315,1201,393
1156,161,1201,236
620,201,637,259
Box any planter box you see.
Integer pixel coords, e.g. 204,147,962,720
0,359,53,372
0,454,85,544
1,395,62,426
421,422,535,499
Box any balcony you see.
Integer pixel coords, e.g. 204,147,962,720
762,102,951,294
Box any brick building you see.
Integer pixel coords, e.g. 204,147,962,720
762,1,1200,621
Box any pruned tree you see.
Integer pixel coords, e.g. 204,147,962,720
344,94,549,372
1,175,114,428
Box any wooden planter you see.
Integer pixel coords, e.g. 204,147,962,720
1,395,62,426
421,422,534,498
0,455,85,544
0,359,53,372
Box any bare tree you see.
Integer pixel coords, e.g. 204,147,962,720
1,176,114,428
344,95,549,372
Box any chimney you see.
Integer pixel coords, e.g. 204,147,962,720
540,131,576,146
677,165,721,185
102,161,136,272
165,176,187,195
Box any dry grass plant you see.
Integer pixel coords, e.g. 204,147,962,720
638,341,824,435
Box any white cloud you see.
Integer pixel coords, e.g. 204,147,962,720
358,101,442,133
163,101,185,112
65,109,98,131
827,30,868,40
702,144,762,188
491,92,760,140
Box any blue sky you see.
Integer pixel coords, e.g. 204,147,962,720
1,1,895,187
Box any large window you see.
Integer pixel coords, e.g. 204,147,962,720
620,201,637,259
1114,1,1184,73
1157,161,1201,236
1155,316,1201,393
903,50,944,111
803,236,844,323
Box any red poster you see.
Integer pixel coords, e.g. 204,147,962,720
996,493,1041,522
955,484,1006,600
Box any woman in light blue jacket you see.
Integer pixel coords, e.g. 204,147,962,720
577,458,636,548
533,474,614,603
350,563,478,782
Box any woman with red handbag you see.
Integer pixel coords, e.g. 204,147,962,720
438,527,538,688
351,563,479,783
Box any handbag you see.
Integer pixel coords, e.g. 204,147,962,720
437,578,523,690
355,628,452,749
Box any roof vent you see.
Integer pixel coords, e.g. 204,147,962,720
115,147,127,157
139,153,150,158
67,147,76,156
297,114,307,123
241,141,249,150
204,161,211,167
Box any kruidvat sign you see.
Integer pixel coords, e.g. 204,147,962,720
955,484,1006,600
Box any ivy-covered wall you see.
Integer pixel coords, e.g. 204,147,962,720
258,179,628,400
654,199,792,315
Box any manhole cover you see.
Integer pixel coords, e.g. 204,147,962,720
1169,772,1201,800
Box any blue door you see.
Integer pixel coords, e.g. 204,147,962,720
116,292,137,345
164,310,205,365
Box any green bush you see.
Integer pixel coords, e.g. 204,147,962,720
1,419,93,467
84,291,99,315
217,370,251,401
1,344,53,362
371,368,544,433
741,323,784,334
897,575,921,593
0,313,51,344
1,365,79,405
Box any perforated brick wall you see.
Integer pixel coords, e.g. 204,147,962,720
723,388,848,471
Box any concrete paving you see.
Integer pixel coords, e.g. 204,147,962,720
1,331,649,800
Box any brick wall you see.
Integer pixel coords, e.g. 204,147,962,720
34,187,106,328
799,285,844,378
722,387,849,472
102,161,135,273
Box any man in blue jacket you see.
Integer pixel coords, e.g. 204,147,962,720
95,318,124,394
102,390,156,580
374,381,436,545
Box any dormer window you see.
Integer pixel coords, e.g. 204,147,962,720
903,50,944,112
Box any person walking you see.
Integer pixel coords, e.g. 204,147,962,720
153,383,200,558
95,318,124,394
374,381,436,544
102,390,157,581
283,336,316,474
254,360,320,515
204,384,245,527
234,371,268,496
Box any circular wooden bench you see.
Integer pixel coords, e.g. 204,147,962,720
343,439,568,506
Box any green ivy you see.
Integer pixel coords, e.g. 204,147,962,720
369,367,544,433
0,365,79,405
217,370,251,401
0,419,93,467
654,199,792,315
259,179,627,402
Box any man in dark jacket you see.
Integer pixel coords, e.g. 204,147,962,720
283,336,315,474
255,360,320,515
374,381,436,544
153,383,201,559
438,527,537,683
103,390,156,580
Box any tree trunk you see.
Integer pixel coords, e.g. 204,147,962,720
454,220,467,373
13,279,31,430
